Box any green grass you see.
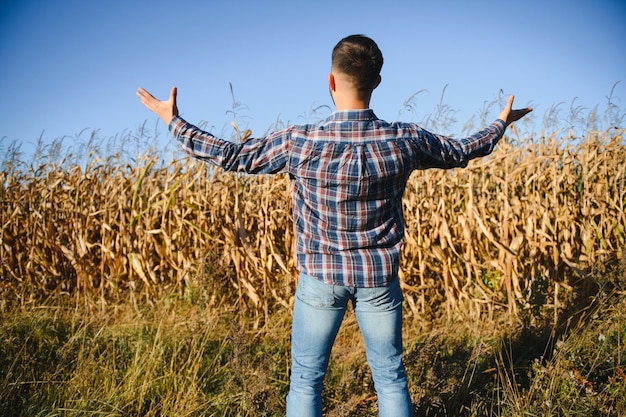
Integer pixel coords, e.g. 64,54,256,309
0,301,292,417
1,261,624,417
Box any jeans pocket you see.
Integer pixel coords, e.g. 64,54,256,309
296,273,336,308
356,278,404,312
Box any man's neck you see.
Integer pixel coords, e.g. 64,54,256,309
333,96,370,111
328,71,374,110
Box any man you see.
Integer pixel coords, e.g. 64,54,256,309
137,34,531,417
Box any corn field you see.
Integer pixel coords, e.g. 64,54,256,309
1,128,624,323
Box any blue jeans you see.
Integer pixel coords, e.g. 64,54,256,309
286,273,413,417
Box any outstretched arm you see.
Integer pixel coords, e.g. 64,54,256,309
136,86,290,174
136,86,179,126
497,94,532,127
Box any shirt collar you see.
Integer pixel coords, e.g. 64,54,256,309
326,109,378,122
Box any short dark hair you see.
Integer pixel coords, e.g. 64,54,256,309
332,34,383,94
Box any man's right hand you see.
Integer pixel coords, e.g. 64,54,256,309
136,86,179,126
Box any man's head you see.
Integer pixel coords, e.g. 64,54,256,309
331,35,383,101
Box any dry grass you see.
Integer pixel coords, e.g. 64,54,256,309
0,299,292,416
1,269,623,416
2,128,624,325
1,122,625,415
2,84,625,415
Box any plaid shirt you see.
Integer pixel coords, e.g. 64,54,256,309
170,110,505,287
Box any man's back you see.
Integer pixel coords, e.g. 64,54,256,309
278,109,505,287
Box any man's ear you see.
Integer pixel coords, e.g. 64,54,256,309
374,75,382,90
328,73,336,92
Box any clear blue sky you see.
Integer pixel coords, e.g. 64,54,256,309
1,0,625,159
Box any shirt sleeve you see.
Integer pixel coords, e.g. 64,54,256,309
410,119,506,169
169,116,290,174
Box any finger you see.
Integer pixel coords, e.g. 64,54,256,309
509,108,532,123
136,90,151,107
169,86,178,106
137,87,157,101
136,93,154,109
506,94,515,111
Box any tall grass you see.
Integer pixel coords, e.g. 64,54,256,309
0,300,292,416
2,121,624,322
1,92,625,415
0,260,623,416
